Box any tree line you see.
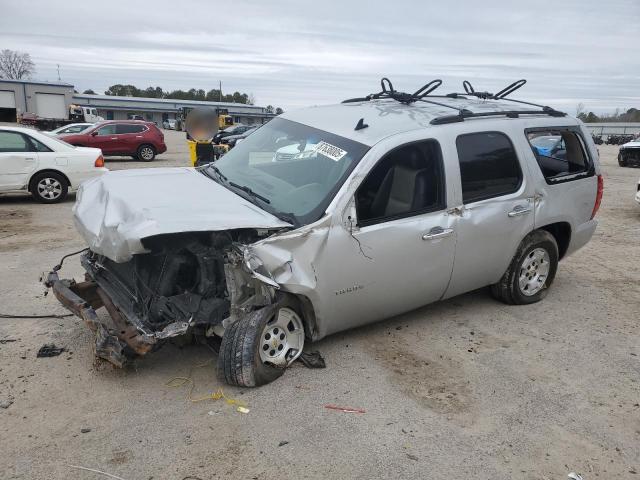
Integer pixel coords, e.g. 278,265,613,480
99,84,254,104
576,104,640,123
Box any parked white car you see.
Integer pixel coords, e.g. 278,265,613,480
44,123,94,136
162,119,177,130
0,126,108,203
636,178,640,206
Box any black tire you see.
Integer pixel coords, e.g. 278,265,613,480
491,230,559,305
218,297,305,387
30,171,68,203
136,144,156,162
618,154,627,167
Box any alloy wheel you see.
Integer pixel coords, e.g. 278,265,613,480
518,247,550,296
258,307,304,367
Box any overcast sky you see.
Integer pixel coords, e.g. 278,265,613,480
1,0,638,113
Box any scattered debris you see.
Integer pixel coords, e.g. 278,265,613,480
166,362,250,413
0,399,14,409
0,338,18,344
278,441,289,447
568,473,583,480
406,454,419,461
36,344,65,357
324,404,366,414
298,350,326,369
67,464,127,480
81,428,92,433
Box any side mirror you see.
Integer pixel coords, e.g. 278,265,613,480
91,131,99,136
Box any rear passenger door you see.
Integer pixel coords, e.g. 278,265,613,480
444,130,535,299
115,123,146,154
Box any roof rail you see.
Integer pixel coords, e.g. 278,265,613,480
342,77,567,124
431,106,566,125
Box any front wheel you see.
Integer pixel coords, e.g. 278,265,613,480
218,300,305,387
31,172,68,203
136,144,156,162
491,230,559,305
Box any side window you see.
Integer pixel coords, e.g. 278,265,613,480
96,125,117,135
0,131,32,153
116,124,145,134
526,129,592,182
456,132,522,204
27,136,52,152
356,140,445,226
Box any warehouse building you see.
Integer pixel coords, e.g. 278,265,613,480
0,79,75,122
0,79,275,125
71,93,274,125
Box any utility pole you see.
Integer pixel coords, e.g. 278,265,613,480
219,80,222,102
57,64,61,81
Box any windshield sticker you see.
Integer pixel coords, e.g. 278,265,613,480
314,141,347,162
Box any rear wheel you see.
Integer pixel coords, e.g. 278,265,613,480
218,299,305,387
491,230,559,305
137,144,156,162
31,172,68,203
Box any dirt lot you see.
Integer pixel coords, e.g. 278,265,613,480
1,132,639,480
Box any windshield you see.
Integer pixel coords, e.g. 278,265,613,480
208,117,369,225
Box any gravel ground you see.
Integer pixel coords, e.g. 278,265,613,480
0,132,638,480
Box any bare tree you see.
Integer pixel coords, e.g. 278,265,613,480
0,49,35,79
576,103,585,117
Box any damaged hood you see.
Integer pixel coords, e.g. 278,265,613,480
73,167,291,262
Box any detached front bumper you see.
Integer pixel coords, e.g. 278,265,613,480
44,271,156,367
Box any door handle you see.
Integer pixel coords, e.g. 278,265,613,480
422,227,454,241
110,137,118,140
508,205,532,217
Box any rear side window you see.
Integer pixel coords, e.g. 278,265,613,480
28,136,52,152
0,131,32,152
456,132,522,203
116,124,146,134
526,129,592,183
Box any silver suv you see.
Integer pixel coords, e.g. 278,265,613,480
46,79,603,387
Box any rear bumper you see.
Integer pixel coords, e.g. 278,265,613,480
44,270,155,366
157,143,167,154
566,219,598,257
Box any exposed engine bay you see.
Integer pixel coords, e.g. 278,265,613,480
48,228,285,367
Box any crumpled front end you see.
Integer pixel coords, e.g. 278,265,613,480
45,229,284,367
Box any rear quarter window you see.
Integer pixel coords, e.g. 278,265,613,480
526,128,594,183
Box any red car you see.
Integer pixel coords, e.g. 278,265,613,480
60,120,167,162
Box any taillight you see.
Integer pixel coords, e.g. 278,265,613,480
591,174,603,219
94,154,104,168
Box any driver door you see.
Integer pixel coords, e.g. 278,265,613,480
87,124,118,154
319,139,456,336
0,130,38,191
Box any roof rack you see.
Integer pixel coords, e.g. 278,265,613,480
342,78,567,125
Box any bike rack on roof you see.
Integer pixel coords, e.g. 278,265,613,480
342,78,567,125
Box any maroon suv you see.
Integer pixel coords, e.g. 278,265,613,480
60,120,167,162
